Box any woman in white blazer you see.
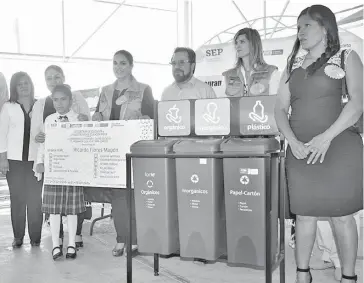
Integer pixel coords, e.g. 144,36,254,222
0,72,43,248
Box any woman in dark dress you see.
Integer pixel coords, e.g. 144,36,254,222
274,5,363,283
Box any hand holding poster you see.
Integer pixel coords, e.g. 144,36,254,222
43,120,154,188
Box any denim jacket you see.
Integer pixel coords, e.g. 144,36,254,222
98,76,149,120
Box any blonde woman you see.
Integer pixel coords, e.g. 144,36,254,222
223,28,280,97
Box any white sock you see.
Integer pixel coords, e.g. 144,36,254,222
67,215,77,250
49,214,61,249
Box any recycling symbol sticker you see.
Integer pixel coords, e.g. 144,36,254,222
146,180,154,188
191,174,199,184
240,175,249,185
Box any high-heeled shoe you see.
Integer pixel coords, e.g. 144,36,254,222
66,246,77,259
296,267,312,283
52,246,63,261
341,274,357,282
112,244,124,257
123,245,138,257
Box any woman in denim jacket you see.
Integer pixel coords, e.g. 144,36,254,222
92,50,154,256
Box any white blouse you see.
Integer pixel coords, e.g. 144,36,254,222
31,90,90,144
0,102,37,161
36,110,79,167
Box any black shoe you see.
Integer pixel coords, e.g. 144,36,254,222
341,274,357,282
66,246,77,259
75,235,83,248
52,246,63,261
30,240,41,247
12,239,23,248
296,267,312,283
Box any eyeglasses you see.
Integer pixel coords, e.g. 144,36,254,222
169,60,191,66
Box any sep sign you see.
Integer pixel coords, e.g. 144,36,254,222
239,96,279,135
195,98,230,135
158,100,191,136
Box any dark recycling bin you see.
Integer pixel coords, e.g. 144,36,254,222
221,137,280,268
173,139,226,260
131,140,179,255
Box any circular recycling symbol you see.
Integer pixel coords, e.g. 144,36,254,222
191,174,199,184
240,175,249,185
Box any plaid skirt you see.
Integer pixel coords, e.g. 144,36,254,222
42,185,86,215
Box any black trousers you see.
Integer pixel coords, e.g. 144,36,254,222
112,189,137,244
7,160,43,242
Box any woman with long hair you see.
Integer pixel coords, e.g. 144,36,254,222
92,49,154,257
0,72,43,248
223,27,280,96
274,5,363,283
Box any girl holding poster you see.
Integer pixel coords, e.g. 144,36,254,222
31,65,90,250
36,84,86,260
222,28,280,97
92,50,154,257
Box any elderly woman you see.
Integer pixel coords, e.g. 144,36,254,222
92,49,154,256
0,72,43,248
31,65,90,249
222,27,280,96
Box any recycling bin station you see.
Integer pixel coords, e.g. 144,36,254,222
125,97,286,283
130,139,179,255
173,139,226,260
220,137,280,268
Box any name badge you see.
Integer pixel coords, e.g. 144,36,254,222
250,82,266,95
226,77,243,97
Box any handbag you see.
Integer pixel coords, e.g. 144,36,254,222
341,50,363,133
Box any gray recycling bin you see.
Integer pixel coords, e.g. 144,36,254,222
221,138,280,268
173,139,226,260
131,140,179,255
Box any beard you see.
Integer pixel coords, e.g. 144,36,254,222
173,69,191,83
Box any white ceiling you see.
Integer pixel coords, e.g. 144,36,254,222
0,0,362,99
0,0,362,62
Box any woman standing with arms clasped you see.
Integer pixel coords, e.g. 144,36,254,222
0,72,43,248
274,5,363,283
92,50,154,257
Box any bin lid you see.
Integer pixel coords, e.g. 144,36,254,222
130,139,178,154
220,137,279,154
173,138,223,153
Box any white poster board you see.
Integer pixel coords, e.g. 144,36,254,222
43,120,154,188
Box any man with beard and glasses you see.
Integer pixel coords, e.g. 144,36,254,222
161,47,216,266
161,47,216,101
